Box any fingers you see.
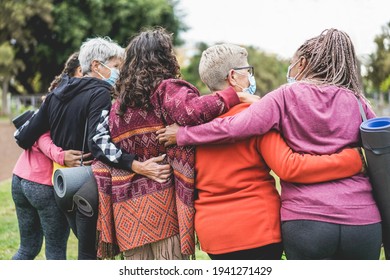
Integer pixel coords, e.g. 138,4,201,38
68,150,83,156
83,152,92,158
148,154,166,163
156,128,166,135
82,160,93,166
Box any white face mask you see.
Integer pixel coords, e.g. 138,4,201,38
286,60,300,84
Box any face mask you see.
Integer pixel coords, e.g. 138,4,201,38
286,60,299,84
235,72,257,95
244,74,257,95
97,62,120,87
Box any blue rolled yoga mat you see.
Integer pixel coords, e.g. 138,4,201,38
360,117,390,259
53,166,98,217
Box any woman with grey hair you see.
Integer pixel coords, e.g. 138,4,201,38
160,43,364,260
158,30,382,260
15,36,171,259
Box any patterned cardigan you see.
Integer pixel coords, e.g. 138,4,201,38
93,79,239,258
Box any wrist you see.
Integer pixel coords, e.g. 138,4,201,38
131,160,142,174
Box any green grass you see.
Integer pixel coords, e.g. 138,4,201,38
0,179,78,260
1,178,385,260
0,179,209,260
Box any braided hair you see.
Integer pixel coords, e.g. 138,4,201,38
115,27,180,116
295,29,363,96
48,52,80,92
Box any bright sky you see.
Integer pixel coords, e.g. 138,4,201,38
177,0,390,60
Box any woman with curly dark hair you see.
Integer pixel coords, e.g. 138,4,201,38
93,27,251,260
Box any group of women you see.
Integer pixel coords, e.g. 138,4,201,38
12,26,384,260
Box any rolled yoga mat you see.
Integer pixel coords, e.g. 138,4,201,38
73,176,98,217
360,117,390,260
53,166,97,216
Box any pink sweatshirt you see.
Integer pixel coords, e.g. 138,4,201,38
178,82,381,225
13,131,65,186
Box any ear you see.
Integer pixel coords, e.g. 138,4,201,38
91,60,100,73
226,69,236,86
298,56,307,71
76,66,83,77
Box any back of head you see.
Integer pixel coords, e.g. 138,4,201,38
116,27,180,114
48,52,81,92
296,28,362,95
79,37,124,75
199,44,248,91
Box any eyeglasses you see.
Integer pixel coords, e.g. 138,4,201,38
233,66,254,76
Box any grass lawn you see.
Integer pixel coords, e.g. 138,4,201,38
0,178,209,260
0,178,385,260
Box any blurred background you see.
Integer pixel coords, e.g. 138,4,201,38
1,0,390,119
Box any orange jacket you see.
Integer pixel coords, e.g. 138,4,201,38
195,103,362,254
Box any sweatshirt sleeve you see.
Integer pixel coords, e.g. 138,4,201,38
259,130,362,183
176,87,284,145
91,109,135,170
155,79,240,126
36,131,65,166
14,95,51,149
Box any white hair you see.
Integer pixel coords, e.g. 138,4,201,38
78,37,125,74
199,44,248,91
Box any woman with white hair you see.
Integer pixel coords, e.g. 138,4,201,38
15,36,171,259
169,43,364,260
157,29,382,260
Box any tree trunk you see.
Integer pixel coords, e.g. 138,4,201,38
1,77,10,116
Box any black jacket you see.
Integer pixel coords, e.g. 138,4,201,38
15,75,134,169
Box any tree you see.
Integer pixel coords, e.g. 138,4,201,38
1,0,187,98
0,0,51,115
246,46,288,96
365,21,390,98
180,42,210,94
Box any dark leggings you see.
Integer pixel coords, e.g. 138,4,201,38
282,220,382,260
208,242,283,260
61,207,98,260
11,175,70,260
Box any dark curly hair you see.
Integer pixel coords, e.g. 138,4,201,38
115,27,181,116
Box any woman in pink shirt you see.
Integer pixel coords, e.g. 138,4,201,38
11,53,85,260
157,29,382,260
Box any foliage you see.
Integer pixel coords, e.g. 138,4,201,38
246,46,289,96
0,0,186,95
180,42,210,94
364,21,390,94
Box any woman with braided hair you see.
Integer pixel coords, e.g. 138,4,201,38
48,52,82,92
157,28,382,260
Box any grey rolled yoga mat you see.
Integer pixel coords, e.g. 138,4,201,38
360,117,390,259
53,166,98,217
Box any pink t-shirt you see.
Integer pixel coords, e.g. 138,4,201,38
178,82,381,225
13,131,64,186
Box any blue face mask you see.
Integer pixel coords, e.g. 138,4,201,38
286,60,299,84
235,72,257,95
98,62,120,87
244,74,257,95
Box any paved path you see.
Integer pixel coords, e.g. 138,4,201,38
0,120,22,182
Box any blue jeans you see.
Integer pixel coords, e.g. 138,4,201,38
282,220,382,260
11,175,70,260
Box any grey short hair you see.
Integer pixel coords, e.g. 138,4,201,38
78,37,125,74
199,44,248,91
